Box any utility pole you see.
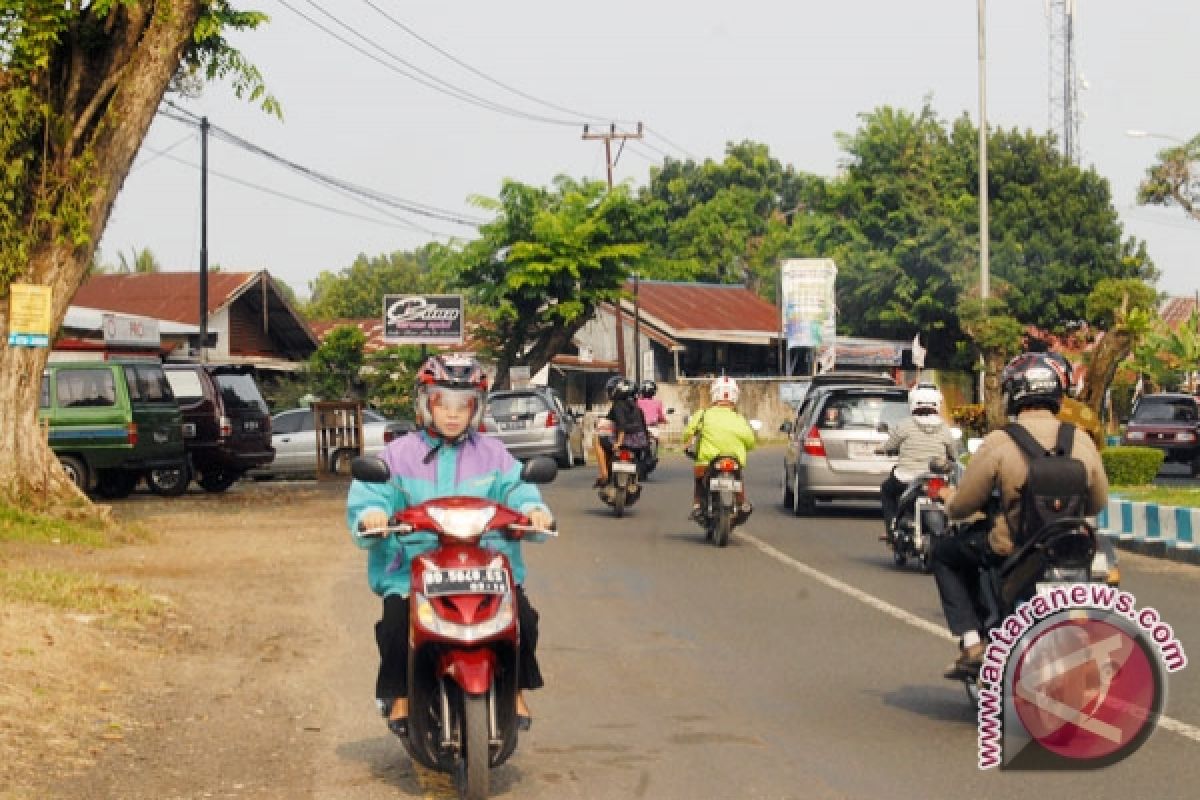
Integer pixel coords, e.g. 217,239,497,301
583,123,643,378
977,0,989,404
199,115,210,364
633,271,641,385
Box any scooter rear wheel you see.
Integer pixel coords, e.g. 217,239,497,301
713,508,731,547
613,487,626,518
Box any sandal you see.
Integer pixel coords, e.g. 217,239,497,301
517,714,532,732
387,717,409,737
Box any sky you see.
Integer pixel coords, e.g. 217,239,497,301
98,0,1200,301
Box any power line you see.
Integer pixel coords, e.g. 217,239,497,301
275,0,582,127
161,101,486,227
130,131,197,172
645,127,696,161
360,0,632,126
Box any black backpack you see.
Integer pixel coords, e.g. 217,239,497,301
1003,422,1090,546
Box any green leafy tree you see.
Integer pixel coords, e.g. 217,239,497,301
1077,278,1158,420
305,244,456,320
361,345,425,420
1128,308,1200,393
1136,134,1200,222
309,325,366,401
115,246,161,274
455,176,648,389
0,1,274,509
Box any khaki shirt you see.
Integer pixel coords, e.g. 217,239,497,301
944,409,1108,556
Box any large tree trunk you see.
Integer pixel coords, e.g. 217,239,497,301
983,349,1009,432
0,2,204,512
1079,328,1133,421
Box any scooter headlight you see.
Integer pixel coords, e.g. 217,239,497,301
413,590,515,642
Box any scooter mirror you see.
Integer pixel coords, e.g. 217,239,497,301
950,425,964,440
521,456,558,484
749,419,763,433
966,437,984,455
351,455,391,483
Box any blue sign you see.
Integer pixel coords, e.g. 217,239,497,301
8,333,49,347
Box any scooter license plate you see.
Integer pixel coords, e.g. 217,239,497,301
709,477,741,491
612,462,638,474
423,567,508,598
1035,582,1073,596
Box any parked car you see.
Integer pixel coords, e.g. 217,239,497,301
481,387,586,467
162,363,275,493
780,384,911,515
249,407,416,479
1122,393,1200,476
40,360,188,498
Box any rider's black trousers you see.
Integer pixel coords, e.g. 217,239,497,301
375,586,544,700
932,522,992,638
880,471,906,531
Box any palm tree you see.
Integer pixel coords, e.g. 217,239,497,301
117,247,162,274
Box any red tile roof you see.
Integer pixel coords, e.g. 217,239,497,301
71,271,259,323
624,281,779,335
310,318,485,353
1161,296,1199,330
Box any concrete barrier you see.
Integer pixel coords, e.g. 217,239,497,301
1097,498,1200,565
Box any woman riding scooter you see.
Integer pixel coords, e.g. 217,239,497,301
878,384,959,543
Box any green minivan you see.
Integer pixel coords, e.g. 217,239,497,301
40,360,189,498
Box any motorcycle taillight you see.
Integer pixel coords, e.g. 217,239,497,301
716,457,738,472
618,449,633,462
925,477,946,496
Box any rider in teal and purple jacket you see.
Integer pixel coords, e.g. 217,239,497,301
347,354,553,737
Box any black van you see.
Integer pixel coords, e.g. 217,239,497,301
40,360,189,498
163,364,275,492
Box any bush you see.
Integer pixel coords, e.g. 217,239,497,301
1101,446,1165,485
950,404,987,437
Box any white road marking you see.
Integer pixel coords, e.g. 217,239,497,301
739,530,1200,745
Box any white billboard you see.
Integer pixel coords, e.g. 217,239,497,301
780,258,837,351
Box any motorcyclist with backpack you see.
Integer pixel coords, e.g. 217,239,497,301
877,384,960,542
592,377,649,487
931,352,1108,679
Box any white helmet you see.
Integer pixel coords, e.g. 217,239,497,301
710,376,739,404
909,384,943,416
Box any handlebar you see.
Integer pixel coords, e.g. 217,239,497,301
355,522,558,539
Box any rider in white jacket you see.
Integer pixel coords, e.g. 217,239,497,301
878,384,959,540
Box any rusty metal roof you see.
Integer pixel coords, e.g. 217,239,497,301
310,318,486,354
71,272,259,323
622,281,780,342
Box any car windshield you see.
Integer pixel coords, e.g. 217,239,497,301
488,394,547,417
213,373,268,413
1134,400,1198,423
820,393,908,430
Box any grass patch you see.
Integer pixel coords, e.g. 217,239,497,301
1110,486,1200,508
0,502,111,547
0,568,164,620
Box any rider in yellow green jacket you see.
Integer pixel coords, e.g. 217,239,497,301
682,376,757,521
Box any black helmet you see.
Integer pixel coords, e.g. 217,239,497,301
604,375,621,397
1001,352,1070,415
639,379,658,398
608,377,635,401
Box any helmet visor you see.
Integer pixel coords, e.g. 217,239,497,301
427,386,479,415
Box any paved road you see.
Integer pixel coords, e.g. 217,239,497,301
316,446,1200,799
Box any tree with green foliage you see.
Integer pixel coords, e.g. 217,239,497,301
455,176,648,389
305,243,457,320
309,325,366,402
115,245,161,274
1128,308,1200,393
1077,278,1159,420
361,345,425,420
0,1,274,510
1136,134,1200,222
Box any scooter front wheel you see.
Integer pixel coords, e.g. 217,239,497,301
458,693,490,800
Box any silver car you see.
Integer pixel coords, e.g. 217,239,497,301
482,387,586,466
250,408,416,478
781,385,910,515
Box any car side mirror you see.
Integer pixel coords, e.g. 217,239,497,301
521,456,558,484
780,420,793,435
351,455,391,483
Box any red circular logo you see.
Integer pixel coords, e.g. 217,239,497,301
1012,617,1160,762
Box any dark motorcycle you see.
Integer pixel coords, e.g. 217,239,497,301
599,445,642,518
889,456,957,572
697,456,747,547
352,455,557,800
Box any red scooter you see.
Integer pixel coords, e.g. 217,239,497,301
352,455,557,800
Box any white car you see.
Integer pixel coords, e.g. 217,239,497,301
249,408,416,478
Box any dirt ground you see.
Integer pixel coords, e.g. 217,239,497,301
0,480,354,800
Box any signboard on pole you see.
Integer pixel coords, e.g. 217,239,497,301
382,294,464,345
780,259,837,350
7,283,53,347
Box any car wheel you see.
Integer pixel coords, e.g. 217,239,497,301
330,448,356,477
792,473,815,517
1191,455,1200,479
198,469,240,493
57,455,89,492
782,466,794,508
556,441,573,470
147,463,191,497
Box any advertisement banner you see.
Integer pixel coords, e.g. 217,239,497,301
382,294,464,345
7,283,53,348
780,259,837,351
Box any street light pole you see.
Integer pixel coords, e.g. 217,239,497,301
199,115,209,365
977,0,989,404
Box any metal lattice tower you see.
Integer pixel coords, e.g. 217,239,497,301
1047,0,1081,164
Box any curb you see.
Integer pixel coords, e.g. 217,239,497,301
1098,499,1200,567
